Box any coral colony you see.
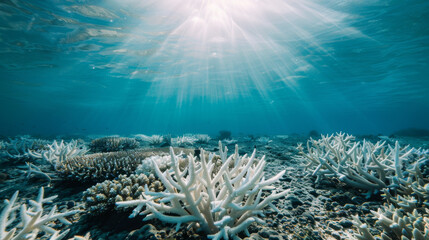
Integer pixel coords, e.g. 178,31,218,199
116,144,289,240
0,188,80,240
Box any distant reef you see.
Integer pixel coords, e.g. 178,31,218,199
391,128,429,137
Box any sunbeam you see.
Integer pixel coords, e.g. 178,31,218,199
111,0,364,105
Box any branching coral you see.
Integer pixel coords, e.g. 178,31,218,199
27,140,88,169
83,174,164,214
4,137,50,159
0,187,80,240
116,144,289,240
352,204,429,240
89,137,139,153
296,133,414,195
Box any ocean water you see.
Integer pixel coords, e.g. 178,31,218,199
0,0,428,136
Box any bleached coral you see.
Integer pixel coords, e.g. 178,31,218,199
135,155,171,176
352,205,429,240
412,148,429,158
296,133,414,195
4,137,50,159
195,134,211,144
117,144,289,239
135,152,188,176
27,140,88,169
0,187,80,240
135,135,164,146
173,136,197,147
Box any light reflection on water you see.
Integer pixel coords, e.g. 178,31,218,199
0,0,428,135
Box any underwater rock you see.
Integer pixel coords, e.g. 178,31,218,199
218,130,232,140
391,128,429,138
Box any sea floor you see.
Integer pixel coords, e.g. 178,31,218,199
0,134,428,240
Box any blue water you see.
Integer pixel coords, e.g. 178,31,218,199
0,0,428,136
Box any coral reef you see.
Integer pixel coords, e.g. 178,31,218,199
56,150,150,182
90,137,139,153
117,144,289,240
82,174,164,214
0,187,80,240
296,133,415,195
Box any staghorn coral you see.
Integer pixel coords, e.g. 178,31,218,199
383,159,429,207
117,143,289,240
27,140,88,169
82,174,164,214
56,150,152,182
4,136,51,159
352,204,429,240
349,139,429,240
296,132,415,195
0,187,80,240
90,137,139,153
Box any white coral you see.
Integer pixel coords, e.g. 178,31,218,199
0,187,80,240
195,134,211,144
117,143,289,239
134,135,164,145
135,155,172,175
27,140,88,169
173,136,197,147
297,132,415,195
4,137,50,159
